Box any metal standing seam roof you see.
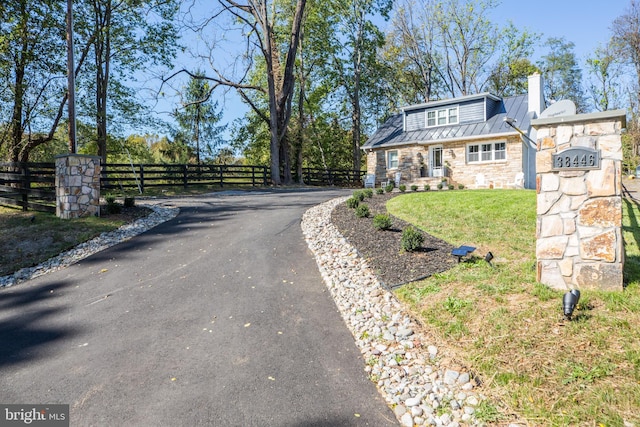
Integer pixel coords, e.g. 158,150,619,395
363,94,531,149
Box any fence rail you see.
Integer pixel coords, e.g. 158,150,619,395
101,163,270,192
0,162,365,213
0,162,56,212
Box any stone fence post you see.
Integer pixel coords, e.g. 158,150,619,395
55,154,101,219
532,110,626,291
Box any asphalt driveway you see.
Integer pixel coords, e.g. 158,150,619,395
0,189,397,426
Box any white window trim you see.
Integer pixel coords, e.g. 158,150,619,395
466,141,507,164
387,150,399,170
425,106,459,128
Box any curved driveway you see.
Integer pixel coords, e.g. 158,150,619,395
0,189,397,426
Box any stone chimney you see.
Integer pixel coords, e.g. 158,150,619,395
528,73,544,118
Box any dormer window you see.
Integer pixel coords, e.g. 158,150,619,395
426,106,458,128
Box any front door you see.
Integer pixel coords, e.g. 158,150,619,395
429,145,443,177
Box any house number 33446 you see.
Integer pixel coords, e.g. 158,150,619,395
552,147,601,171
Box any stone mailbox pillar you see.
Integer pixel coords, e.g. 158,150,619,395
55,154,101,219
532,110,626,291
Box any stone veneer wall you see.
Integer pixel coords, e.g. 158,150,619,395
365,134,523,188
55,154,101,219
532,110,626,291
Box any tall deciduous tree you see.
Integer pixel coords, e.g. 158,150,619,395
586,43,623,112
612,0,640,111
381,0,442,107
0,0,67,161
487,22,540,96
538,37,587,112
83,0,179,164
180,0,307,185
434,0,500,97
325,0,392,171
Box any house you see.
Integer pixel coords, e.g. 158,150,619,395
362,74,546,190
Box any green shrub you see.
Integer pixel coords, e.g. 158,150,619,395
401,226,424,252
376,188,384,195
105,196,122,214
424,184,431,191
399,184,406,192
346,197,359,209
353,190,366,202
363,188,374,198
458,184,465,190
437,183,443,190
124,196,135,208
355,204,370,218
411,185,418,192
385,183,394,193
448,184,454,190
373,214,393,230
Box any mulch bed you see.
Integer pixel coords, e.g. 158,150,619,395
330,193,457,289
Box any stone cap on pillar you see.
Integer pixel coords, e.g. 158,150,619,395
531,109,627,129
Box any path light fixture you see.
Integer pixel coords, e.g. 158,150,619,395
484,251,494,267
562,289,581,320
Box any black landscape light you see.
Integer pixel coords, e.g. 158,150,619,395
484,251,494,266
562,289,581,320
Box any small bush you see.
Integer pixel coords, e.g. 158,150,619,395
346,197,360,209
411,185,418,192
437,183,443,190
448,184,454,190
376,188,384,195
458,184,465,190
385,183,394,193
424,184,431,191
401,226,424,252
373,214,393,230
363,188,374,198
355,204,370,218
124,196,135,208
399,184,406,192
353,190,366,202
105,196,122,214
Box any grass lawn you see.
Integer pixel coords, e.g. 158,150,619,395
388,189,640,426
0,206,128,277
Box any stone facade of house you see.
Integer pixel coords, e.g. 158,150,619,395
532,110,626,291
55,154,101,219
365,134,523,188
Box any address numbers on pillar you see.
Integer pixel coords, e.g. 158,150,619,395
552,147,601,171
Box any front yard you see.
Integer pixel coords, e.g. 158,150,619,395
385,190,640,425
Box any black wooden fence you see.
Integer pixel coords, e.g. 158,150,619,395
0,162,56,213
101,163,270,193
0,162,365,213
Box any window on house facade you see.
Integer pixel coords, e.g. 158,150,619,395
388,150,399,169
426,106,459,128
467,142,507,163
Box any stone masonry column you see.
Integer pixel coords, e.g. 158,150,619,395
55,154,101,219
532,110,626,291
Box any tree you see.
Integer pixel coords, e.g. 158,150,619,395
586,43,623,112
0,0,68,162
487,22,540,96
611,0,640,111
323,0,392,171
179,0,307,185
434,0,500,97
381,0,442,107
172,72,226,164
538,37,587,111
81,0,179,164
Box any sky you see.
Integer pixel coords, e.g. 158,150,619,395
143,0,631,140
